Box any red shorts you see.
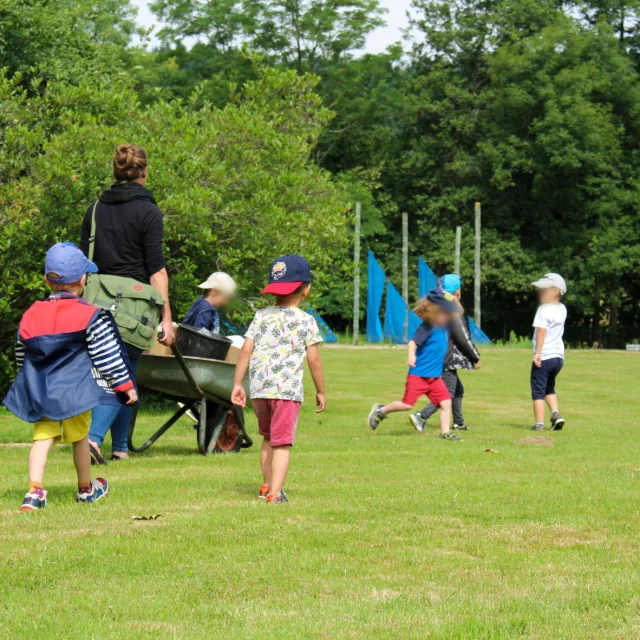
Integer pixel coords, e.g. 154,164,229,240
253,399,301,447
402,374,451,407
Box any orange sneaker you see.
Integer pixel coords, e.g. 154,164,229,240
266,491,288,504
259,484,270,500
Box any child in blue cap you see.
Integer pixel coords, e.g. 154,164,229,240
409,274,481,433
3,243,137,511
368,288,462,441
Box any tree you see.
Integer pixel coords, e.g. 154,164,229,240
151,0,386,71
0,2,349,391
405,0,640,342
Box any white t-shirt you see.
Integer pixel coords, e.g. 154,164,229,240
532,303,567,360
245,306,323,402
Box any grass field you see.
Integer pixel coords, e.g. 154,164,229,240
1,347,639,639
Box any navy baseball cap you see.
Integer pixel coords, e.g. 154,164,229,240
45,242,98,284
262,254,311,295
426,288,458,313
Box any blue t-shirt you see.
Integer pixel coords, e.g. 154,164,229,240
182,298,220,334
409,322,448,378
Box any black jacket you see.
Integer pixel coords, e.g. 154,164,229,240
445,315,481,371
80,182,165,284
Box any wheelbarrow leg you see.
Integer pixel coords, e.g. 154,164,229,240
129,402,192,453
197,399,207,455
206,405,230,455
234,407,253,449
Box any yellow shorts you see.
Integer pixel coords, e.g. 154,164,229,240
33,411,91,444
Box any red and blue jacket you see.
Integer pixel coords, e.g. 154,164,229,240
3,293,135,423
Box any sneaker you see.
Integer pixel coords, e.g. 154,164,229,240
409,412,426,432
259,484,270,500
88,441,107,466
368,404,386,430
453,423,469,431
531,424,545,432
266,491,288,504
76,478,109,504
20,488,48,512
439,431,463,441
550,414,565,431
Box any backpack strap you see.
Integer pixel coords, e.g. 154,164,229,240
88,201,99,262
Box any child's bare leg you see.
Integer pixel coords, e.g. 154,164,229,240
438,399,452,434
545,394,559,413
270,445,291,496
73,436,91,487
380,401,413,415
533,399,545,424
261,438,273,485
28,438,55,487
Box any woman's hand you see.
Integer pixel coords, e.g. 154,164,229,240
159,321,175,346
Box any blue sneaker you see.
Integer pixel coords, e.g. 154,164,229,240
76,478,109,504
20,488,48,512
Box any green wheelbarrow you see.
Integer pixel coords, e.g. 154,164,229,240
129,335,253,456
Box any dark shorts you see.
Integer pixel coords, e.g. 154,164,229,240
403,375,451,407
530,357,564,400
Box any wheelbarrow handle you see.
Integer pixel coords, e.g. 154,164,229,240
158,330,205,399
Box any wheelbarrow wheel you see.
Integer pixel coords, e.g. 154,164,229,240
213,410,243,453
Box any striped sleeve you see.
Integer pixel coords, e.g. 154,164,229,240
15,340,25,370
86,311,133,392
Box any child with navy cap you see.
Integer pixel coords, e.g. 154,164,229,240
410,274,481,433
368,289,463,441
3,243,137,511
231,255,326,504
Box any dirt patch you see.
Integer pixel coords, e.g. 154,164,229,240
0,442,30,448
517,436,554,447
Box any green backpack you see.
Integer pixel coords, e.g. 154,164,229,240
82,201,165,350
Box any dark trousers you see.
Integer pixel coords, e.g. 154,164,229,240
419,370,465,425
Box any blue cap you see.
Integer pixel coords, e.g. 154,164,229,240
440,274,461,295
45,242,98,285
426,288,458,313
262,254,311,295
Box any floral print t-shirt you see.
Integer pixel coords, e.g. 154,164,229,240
246,306,323,402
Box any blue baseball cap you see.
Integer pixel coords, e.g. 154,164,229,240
262,254,311,295
45,242,98,284
426,288,458,313
440,274,462,294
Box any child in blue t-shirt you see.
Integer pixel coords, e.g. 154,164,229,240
183,272,236,334
368,289,462,441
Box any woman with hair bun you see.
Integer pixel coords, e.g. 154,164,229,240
80,144,175,464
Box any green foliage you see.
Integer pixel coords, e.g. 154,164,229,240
151,0,386,69
0,14,348,392
4,0,640,390
402,0,640,340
